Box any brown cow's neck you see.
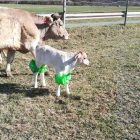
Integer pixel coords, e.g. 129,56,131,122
33,15,51,41
36,23,50,41
32,15,44,24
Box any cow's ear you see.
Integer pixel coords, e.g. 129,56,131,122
51,13,62,21
75,52,82,61
44,17,53,23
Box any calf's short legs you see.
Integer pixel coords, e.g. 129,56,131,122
34,72,38,88
65,81,70,94
40,73,46,87
56,84,61,96
6,50,15,77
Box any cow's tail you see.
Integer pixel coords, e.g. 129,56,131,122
2,50,7,57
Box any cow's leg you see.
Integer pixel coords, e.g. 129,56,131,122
30,49,36,59
40,73,46,87
56,84,61,97
2,50,7,57
6,50,15,77
65,81,70,94
33,72,39,88
0,51,2,67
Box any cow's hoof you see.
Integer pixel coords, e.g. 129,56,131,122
6,72,13,77
41,86,46,89
7,74,13,77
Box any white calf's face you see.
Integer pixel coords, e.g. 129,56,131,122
76,51,89,66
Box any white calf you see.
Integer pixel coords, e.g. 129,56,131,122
33,45,89,96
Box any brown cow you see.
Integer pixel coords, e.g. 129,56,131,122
0,8,69,76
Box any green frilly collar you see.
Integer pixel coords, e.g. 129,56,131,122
29,60,71,85
29,59,47,73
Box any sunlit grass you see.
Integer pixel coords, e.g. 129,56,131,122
0,24,140,139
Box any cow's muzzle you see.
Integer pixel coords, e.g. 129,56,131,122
63,34,69,40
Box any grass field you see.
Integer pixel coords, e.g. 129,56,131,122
0,24,140,139
0,4,140,24
1,4,140,13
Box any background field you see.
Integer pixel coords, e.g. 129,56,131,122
1,4,140,13
0,24,140,139
0,4,140,140
0,4,140,24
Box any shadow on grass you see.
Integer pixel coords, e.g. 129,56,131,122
0,69,7,77
0,71,31,78
0,72,33,77
0,83,50,98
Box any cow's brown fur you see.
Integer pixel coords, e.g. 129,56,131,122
0,14,22,50
0,8,69,76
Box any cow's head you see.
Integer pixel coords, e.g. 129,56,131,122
44,13,69,40
75,51,89,66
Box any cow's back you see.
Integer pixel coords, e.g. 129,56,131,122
0,14,21,50
0,8,40,41
0,8,35,23
0,8,40,52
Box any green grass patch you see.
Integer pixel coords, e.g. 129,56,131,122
0,24,140,139
0,4,140,13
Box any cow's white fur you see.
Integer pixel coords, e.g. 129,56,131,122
33,45,89,96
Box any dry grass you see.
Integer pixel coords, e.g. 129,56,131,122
0,24,140,139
